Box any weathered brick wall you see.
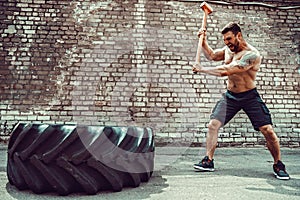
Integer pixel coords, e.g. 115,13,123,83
1,0,299,147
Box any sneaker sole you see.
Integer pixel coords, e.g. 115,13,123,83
273,172,290,180
194,165,215,172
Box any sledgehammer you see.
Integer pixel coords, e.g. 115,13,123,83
194,2,213,73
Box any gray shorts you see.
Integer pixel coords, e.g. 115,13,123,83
210,88,272,131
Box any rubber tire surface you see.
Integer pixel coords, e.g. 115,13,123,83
7,123,155,195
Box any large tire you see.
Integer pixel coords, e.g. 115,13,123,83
7,123,155,195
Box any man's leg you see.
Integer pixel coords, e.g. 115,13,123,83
259,124,281,164
206,119,222,160
194,119,222,172
259,124,290,180
194,91,239,171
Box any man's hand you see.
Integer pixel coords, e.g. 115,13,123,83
197,28,207,40
192,63,203,73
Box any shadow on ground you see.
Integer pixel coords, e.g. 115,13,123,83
5,172,169,200
161,147,300,198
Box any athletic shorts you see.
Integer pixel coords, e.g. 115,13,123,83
210,88,272,131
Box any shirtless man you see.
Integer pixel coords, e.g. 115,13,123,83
192,22,290,180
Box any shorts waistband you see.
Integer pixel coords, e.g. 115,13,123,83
227,88,257,97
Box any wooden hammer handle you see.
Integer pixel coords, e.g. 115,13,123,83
195,12,208,64
194,12,208,74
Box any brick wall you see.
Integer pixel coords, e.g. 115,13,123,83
1,0,299,147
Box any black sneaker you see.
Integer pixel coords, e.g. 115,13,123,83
194,156,214,172
273,160,290,180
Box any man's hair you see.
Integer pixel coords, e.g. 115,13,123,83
221,22,241,35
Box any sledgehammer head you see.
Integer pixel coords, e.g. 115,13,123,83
200,2,213,15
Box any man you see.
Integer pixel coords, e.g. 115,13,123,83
192,22,290,180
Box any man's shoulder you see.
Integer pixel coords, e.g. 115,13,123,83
246,44,260,55
239,45,261,62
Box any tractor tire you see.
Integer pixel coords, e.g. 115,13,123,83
7,123,155,195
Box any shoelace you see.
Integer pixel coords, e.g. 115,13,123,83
275,162,286,172
202,158,211,165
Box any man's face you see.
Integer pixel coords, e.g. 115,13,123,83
223,31,239,52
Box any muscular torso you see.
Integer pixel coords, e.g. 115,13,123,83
224,45,261,93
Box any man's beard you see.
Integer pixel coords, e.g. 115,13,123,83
231,41,239,52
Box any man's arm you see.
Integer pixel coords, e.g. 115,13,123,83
198,29,225,61
202,41,225,61
193,51,259,76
